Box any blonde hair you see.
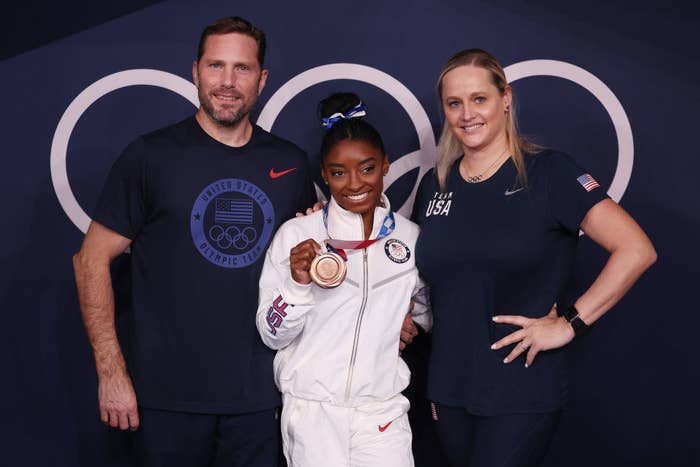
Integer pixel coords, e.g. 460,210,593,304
435,48,541,192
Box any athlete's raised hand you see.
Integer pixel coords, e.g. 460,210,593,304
290,239,322,284
490,304,574,367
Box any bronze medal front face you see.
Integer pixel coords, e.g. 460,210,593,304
310,252,346,288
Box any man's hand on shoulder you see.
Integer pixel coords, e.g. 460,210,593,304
295,201,325,217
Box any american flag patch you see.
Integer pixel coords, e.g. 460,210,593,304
576,173,600,192
215,198,253,224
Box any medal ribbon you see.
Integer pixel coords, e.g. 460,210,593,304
322,203,395,260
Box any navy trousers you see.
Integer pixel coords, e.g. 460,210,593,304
133,407,281,467
431,402,560,467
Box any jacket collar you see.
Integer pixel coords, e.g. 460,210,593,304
327,193,391,241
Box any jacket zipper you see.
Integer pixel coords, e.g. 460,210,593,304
344,222,369,401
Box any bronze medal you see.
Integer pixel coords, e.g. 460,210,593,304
309,252,347,288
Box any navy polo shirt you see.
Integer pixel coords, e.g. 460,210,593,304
413,150,607,415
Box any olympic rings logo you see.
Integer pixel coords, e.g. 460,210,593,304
191,178,275,268
50,62,633,232
208,225,258,250
257,63,436,217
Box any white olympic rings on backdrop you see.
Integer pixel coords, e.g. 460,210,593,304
257,63,436,217
504,60,633,203
50,69,199,233
51,61,633,232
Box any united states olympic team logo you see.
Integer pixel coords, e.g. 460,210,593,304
50,62,633,233
190,178,275,268
384,239,411,264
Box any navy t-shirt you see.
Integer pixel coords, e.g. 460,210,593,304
413,150,607,415
94,116,316,413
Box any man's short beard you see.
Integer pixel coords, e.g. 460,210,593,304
200,99,248,127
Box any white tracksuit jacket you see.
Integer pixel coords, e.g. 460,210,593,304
256,195,432,407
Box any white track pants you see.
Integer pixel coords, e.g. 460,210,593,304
281,394,414,467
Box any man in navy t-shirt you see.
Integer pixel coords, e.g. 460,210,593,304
72,17,315,466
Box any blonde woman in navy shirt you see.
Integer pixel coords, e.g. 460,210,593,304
412,49,656,467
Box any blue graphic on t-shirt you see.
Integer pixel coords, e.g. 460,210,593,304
191,178,275,268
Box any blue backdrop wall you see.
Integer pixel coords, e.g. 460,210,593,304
2,1,698,466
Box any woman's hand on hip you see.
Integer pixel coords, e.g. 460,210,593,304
490,305,575,367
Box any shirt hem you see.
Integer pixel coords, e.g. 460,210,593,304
427,394,565,416
136,397,282,415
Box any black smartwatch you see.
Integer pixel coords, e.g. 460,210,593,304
563,305,589,336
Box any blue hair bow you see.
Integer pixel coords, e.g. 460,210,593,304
321,102,367,129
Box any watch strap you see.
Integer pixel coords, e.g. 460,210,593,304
564,305,589,336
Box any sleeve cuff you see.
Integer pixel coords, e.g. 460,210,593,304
412,302,433,333
280,275,315,305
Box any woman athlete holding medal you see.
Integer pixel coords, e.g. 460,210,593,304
256,92,431,467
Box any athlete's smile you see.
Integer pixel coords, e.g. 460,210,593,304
344,192,370,202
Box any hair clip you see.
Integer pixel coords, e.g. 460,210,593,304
321,102,367,129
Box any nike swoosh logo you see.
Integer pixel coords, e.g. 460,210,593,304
504,187,524,196
378,421,393,432
269,167,297,179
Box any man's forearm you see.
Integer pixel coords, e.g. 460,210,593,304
73,251,127,377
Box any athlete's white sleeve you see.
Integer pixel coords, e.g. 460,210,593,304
411,276,433,332
256,226,316,350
